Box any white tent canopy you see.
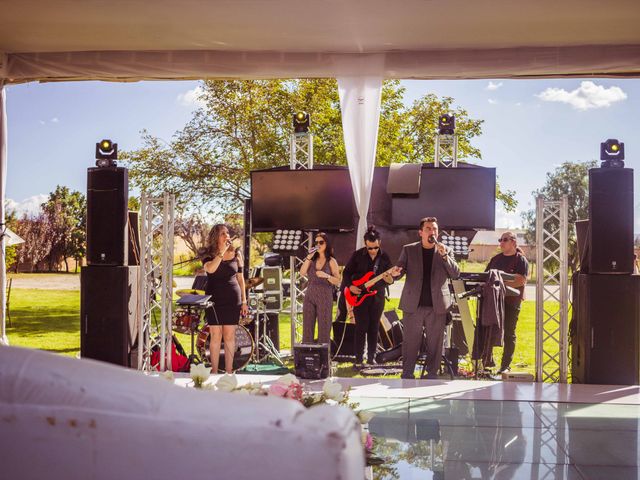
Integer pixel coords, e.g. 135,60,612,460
1,0,640,82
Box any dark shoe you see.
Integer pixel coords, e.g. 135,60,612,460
366,358,377,366
425,373,438,380
401,374,415,380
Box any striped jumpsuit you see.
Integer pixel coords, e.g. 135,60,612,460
302,259,334,344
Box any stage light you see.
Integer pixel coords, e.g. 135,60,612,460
293,112,310,134
438,114,455,135
272,229,304,256
600,138,625,168
440,234,470,260
95,139,118,167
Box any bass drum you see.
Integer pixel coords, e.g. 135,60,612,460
196,325,254,371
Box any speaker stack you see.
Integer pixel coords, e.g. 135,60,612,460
571,150,639,385
82,163,139,367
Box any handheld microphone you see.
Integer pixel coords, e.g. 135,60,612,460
308,246,319,254
428,234,437,244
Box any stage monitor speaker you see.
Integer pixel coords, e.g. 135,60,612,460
379,310,404,349
571,273,640,385
387,163,421,195
294,343,330,379
332,321,355,357
588,167,634,274
262,266,282,291
81,265,139,367
87,166,129,266
127,211,140,266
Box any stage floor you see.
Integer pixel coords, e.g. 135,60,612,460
170,374,640,479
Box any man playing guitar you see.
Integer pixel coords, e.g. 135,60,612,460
342,225,394,367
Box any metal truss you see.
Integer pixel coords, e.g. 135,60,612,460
137,192,175,372
531,402,568,480
289,132,313,349
535,196,569,383
434,134,458,167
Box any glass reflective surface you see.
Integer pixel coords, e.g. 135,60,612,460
358,397,640,479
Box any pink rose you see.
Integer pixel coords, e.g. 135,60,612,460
365,433,373,451
285,383,303,401
268,382,289,397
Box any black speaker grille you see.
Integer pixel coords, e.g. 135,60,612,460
588,168,634,274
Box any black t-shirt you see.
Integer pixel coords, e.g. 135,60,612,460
343,248,392,299
486,252,529,303
419,247,435,306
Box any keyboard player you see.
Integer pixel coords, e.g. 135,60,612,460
485,232,529,374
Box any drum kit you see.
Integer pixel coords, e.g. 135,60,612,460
172,274,281,370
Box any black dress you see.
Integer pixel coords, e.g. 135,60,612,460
203,253,242,326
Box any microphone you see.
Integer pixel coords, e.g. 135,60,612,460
308,246,319,254
428,234,437,244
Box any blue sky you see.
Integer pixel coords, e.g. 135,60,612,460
5,78,640,230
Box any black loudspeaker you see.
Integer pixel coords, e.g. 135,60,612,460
294,343,330,379
81,265,139,367
571,273,640,385
87,167,129,266
331,321,356,357
588,168,634,274
127,211,140,266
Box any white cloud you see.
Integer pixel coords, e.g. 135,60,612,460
38,120,45,125
5,194,48,218
488,99,497,104
177,86,206,108
536,81,627,111
486,81,503,91
50,117,59,123
495,205,523,229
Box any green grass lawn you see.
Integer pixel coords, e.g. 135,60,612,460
7,287,546,377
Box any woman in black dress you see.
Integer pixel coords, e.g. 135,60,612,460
203,224,248,373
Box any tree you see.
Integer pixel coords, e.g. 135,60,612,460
174,213,209,258
41,186,86,272
4,204,18,272
522,160,596,272
121,79,515,216
14,213,54,272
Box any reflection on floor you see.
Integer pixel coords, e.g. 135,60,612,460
182,375,640,479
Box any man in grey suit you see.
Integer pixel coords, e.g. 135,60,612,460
391,217,460,379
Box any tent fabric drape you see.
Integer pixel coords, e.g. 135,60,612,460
0,86,7,345
338,75,382,248
5,44,640,84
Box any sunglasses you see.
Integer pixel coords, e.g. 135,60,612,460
367,246,380,251
499,238,513,243
315,240,325,245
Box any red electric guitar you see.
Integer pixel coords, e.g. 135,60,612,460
344,267,396,307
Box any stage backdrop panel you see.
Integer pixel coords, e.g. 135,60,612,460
391,166,496,230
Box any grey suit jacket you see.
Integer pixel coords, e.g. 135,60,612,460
396,241,460,314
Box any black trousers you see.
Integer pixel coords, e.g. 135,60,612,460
501,301,522,370
353,295,384,363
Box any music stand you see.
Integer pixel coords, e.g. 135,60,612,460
176,294,212,364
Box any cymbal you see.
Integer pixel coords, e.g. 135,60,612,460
175,288,205,297
246,277,263,289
